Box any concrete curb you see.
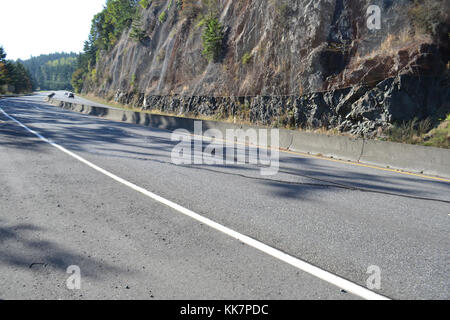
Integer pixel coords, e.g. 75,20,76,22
288,131,365,162
49,99,450,178
360,140,450,178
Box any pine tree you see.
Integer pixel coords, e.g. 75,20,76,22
201,17,224,62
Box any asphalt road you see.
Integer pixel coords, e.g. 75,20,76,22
46,91,123,110
0,93,449,300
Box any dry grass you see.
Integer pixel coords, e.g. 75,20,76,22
384,117,450,149
424,121,450,148
379,29,431,56
352,28,432,66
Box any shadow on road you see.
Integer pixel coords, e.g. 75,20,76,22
1,97,449,204
0,219,124,279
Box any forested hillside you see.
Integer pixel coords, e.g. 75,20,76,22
71,0,140,93
21,52,78,90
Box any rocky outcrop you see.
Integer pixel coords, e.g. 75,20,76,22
84,0,450,136
111,74,449,137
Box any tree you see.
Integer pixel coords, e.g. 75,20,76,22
11,62,33,93
0,46,6,62
0,46,33,93
130,12,147,42
71,68,85,93
201,17,224,62
0,47,7,88
89,0,139,50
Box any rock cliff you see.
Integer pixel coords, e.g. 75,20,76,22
82,0,449,136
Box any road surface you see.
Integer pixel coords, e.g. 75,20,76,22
0,93,449,300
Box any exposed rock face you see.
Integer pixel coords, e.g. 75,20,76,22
84,0,450,136
111,75,449,137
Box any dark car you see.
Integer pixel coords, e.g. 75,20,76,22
68,93,75,98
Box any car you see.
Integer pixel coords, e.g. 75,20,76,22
64,92,68,96
68,93,75,98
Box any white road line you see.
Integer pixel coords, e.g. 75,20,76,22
0,107,390,300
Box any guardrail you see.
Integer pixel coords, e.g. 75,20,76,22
48,99,450,178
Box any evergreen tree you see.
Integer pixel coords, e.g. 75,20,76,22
0,46,33,94
0,47,6,62
202,17,224,62
0,47,7,87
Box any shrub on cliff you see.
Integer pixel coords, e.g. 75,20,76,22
242,52,253,65
201,17,224,62
159,11,168,23
130,12,147,42
139,0,150,9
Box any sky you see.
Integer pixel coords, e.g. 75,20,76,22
0,0,106,61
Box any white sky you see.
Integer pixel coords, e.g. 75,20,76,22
0,0,106,60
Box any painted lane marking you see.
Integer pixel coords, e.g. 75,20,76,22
0,107,390,300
